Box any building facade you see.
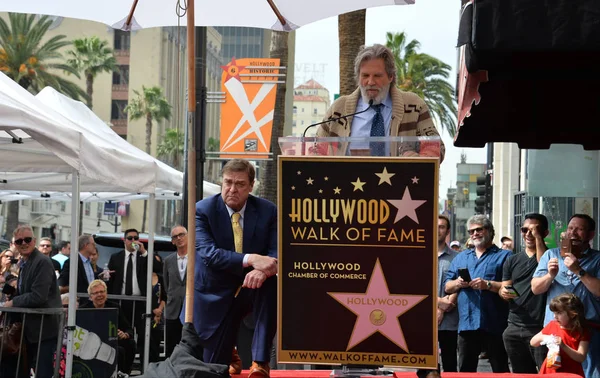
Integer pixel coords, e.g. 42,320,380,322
292,79,331,136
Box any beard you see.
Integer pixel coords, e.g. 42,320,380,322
360,82,391,105
472,233,491,248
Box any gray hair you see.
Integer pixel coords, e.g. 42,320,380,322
354,44,397,85
467,215,495,240
78,234,93,252
13,224,34,237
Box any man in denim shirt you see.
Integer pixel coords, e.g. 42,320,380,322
444,215,511,372
532,214,600,378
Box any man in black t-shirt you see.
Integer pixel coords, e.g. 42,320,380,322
499,213,549,373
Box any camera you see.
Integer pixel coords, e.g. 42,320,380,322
10,258,18,265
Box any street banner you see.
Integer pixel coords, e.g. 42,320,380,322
73,308,119,378
219,57,281,159
278,156,439,369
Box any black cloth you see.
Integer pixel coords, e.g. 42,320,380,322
11,249,62,344
58,257,92,306
502,323,546,373
140,323,229,378
165,318,183,358
125,253,133,295
502,251,546,327
51,258,61,273
458,330,509,373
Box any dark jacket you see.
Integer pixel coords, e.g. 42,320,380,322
12,249,62,343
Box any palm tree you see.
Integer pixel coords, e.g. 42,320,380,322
0,13,87,100
386,31,457,136
258,31,288,204
66,36,117,109
126,86,172,231
157,128,184,170
338,10,365,96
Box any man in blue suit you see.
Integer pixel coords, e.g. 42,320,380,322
186,159,277,378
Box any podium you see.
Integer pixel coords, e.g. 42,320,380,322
276,136,442,375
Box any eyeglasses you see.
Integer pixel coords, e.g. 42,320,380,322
171,232,187,240
39,244,52,248
14,237,33,245
521,227,530,234
467,227,485,235
90,290,106,296
126,236,140,241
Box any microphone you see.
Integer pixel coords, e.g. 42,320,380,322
302,99,374,139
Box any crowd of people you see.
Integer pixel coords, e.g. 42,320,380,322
424,213,600,378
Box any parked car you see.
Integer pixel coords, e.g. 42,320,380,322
93,232,176,270
0,238,10,251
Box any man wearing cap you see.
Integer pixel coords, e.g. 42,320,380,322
501,236,513,252
450,241,461,252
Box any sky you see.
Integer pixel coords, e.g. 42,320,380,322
293,0,487,200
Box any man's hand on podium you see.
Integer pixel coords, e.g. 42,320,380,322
248,254,278,277
243,270,268,289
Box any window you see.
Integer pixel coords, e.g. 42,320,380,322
293,106,297,114
301,108,305,113
292,120,296,126
112,65,129,85
111,100,128,120
313,108,318,115
85,203,91,216
301,120,305,125
114,30,131,50
60,202,66,212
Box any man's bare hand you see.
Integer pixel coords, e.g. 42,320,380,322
248,255,277,277
438,296,455,312
499,286,517,301
563,253,581,274
469,277,488,290
117,329,129,340
437,308,444,325
243,270,267,289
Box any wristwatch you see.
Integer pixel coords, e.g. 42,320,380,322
578,269,587,278
486,280,492,290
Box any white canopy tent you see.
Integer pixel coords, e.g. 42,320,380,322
1,0,414,31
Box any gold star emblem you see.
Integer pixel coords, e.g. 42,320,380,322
306,177,314,185
351,178,366,192
297,171,302,175
318,189,323,194
291,186,296,190
333,187,341,195
324,177,329,181
376,167,395,186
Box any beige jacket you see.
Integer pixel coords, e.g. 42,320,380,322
316,86,445,161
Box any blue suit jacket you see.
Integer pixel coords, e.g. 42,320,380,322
185,194,277,339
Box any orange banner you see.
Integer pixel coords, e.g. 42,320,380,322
219,57,281,159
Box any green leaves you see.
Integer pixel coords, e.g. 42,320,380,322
386,31,457,137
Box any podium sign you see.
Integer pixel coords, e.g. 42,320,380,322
278,156,438,369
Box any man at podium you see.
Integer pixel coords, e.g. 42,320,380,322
316,44,445,161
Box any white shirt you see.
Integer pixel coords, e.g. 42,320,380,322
122,250,141,296
349,94,393,152
178,254,187,281
225,202,250,267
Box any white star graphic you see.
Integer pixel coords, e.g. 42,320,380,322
411,176,419,184
387,187,427,224
351,178,366,192
297,171,302,175
333,187,341,195
306,177,314,185
375,167,395,186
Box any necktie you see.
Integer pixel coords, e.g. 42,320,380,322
231,212,243,253
125,253,133,295
370,104,385,156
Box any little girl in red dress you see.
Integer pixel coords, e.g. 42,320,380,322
530,293,590,377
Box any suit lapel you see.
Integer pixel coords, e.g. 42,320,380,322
243,197,257,252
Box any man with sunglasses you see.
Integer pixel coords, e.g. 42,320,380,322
107,228,157,372
532,214,600,378
444,215,512,373
163,225,188,358
3,225,62,378
38,237,61,275
499,214,549,373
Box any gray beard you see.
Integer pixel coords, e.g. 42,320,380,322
359,82,391,105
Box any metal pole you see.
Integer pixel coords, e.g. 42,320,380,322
65,170,81,378
184,0,197,324
195,26,207,204
143,194,156,372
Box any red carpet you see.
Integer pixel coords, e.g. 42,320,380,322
235,371,579,377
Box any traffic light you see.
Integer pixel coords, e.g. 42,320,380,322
475,173,492,215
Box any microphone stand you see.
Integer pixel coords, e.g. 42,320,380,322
301,99,374,156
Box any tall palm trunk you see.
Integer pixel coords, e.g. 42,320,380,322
142,114,153,232
338,10,366,96
258,31,288,204
86,72,94,109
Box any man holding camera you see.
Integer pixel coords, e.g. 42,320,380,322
532,214,600,378
444,215,511,373
500,214,548,373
